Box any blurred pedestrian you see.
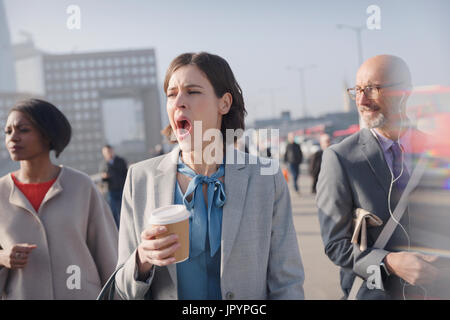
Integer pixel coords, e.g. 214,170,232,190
112,52,304,300
153,144,164,157
0,99,118,299
309,134,330,194
100,145,128,228
284,133,303,194
260,144,272,158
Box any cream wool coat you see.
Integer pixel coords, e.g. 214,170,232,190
0,166,118,299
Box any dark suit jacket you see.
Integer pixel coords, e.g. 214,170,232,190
309,150,323,178
100,156,128,192
316,128,430,299
284,143,303,165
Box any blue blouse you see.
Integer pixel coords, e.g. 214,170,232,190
174,158,226,300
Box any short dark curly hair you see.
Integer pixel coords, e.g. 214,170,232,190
9,99,72,158
162,52,247,144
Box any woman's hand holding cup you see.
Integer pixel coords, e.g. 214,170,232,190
136,226,180,280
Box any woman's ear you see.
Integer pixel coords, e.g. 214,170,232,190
219,92,233,115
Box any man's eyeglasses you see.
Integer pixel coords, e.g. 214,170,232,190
347,82,404,100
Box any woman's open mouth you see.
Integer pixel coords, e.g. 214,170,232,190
175,117,192,140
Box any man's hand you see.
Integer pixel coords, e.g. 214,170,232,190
384,251,439,285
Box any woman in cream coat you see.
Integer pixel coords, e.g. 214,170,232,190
0,99,118,299
114,52,305,300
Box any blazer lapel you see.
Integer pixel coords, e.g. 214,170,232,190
359,128,391,196
154,146,179,287
155,146,179,209
221,151,249,272
158,148,250,285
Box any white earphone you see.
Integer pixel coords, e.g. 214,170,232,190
390,93,428,300
397,93,406,113
372,93,428,299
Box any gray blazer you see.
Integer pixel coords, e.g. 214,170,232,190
316,128,413,298
114,146,305,300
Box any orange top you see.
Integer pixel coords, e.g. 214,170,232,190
11,173,57,212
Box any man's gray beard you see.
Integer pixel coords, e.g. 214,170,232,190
363,112,386,129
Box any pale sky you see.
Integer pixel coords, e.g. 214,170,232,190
4,0,450,124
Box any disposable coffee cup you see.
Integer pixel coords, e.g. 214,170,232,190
148,205,190,263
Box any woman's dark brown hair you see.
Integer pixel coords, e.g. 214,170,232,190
162,52,247,144
10,99,72,158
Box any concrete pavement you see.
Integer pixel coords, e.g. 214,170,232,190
286,167,343,300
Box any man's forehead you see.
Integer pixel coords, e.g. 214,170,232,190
356,64,390,85
356,55,411,85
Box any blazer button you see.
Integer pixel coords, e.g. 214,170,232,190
225,291,234,300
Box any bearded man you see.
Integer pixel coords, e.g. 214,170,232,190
316,55,438,299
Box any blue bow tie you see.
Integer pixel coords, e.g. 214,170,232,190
177,161,226,258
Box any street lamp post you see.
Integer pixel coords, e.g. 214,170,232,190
287,64,317,119
259,87,284,119
337,24,366,128
336,24,365,66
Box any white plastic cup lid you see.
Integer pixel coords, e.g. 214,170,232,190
148,204,190,225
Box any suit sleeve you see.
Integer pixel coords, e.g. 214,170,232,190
317,148,355,268
298,145,303,163
114,166,155,300
309,152,317,175
99,161,109,182
120,158,128,176
267,168,305,299
316,148,388,281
